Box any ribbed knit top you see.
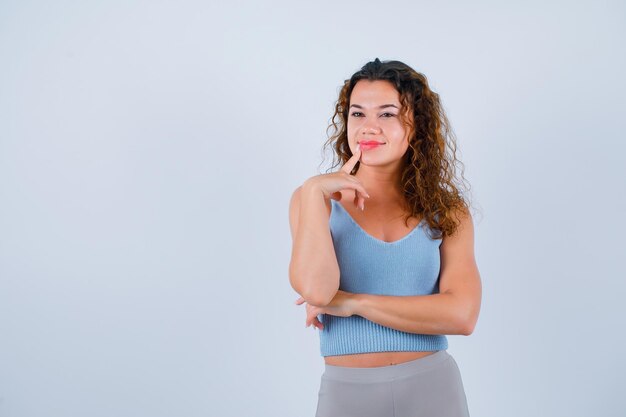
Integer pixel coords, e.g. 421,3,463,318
319,198,448,357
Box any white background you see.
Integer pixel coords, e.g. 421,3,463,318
1,1,625,416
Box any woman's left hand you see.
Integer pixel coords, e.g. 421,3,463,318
294,290,359,330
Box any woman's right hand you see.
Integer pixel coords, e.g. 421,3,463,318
302,144,370,211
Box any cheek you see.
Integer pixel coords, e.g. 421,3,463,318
383,119,404,131
388,125,407,140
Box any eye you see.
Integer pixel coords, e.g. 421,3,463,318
350,112,363,117
381,113,396,118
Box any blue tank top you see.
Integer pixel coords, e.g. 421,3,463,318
319,198,448,356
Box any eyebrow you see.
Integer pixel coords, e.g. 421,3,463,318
349,104,399,110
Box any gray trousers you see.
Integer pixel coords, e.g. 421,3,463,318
315,350,470,417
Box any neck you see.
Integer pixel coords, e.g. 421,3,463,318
354,164,404,202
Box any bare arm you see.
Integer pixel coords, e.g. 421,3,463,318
288,146,369,307
288,183,340,307
351,209,482,335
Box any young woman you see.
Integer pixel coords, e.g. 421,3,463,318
288,58,482,417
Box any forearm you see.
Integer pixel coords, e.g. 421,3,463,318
289,183,340,306
352,292,470,336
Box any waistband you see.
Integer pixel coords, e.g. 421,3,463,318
322,350,451,383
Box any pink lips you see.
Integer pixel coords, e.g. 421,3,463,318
359,141,384,150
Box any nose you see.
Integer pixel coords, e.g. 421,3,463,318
361,118,381,134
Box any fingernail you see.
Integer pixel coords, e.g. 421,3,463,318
356,143,360,151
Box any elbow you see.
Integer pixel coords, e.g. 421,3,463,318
288,266,338,307
293,280,337,307
448,292,479,336
460,322,474,336
458,314,477,336
290,284,335,307
288,261,308,297
302,292,334,308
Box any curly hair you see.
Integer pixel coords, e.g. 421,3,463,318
320,58,476,239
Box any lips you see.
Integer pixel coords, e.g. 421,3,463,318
359,141,384,150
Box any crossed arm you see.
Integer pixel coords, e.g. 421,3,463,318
353,210,482,336
352,292,476,336
304,209,482,336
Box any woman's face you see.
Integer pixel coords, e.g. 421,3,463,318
347,79,411,168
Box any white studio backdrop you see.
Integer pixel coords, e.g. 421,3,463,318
1,1,625,416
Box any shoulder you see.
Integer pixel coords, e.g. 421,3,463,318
440,207,475,260
289,186,303,213
288,185,332,240
450,207,474,235
289,185,332,218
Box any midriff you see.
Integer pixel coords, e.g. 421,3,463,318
324,350,437,367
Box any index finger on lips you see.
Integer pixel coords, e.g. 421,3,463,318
340,143,361,175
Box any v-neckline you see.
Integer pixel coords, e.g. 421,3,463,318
331,199,425,245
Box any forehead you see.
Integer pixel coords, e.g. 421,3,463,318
350,80,400,104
